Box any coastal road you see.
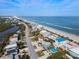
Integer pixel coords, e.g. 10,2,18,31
19,21,38,59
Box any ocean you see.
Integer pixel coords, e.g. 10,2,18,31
21,16,79,36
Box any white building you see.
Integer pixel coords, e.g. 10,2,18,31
40,30,51,37
4,34,18,55
68,46,79,58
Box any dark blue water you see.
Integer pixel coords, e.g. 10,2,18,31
21,16,79,36
0,25,19,40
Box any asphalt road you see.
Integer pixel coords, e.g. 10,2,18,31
20,21,38,59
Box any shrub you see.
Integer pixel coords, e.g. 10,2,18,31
36,51,45,57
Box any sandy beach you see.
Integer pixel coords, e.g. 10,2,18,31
43,26,79,42
18,17,79,42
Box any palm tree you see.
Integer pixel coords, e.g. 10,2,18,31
47,48,67,59
22,50,30,59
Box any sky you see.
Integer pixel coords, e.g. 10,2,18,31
0,0,79,16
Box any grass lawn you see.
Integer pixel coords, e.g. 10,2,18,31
47,48,68,59
36,51,45,57
31,38,36,42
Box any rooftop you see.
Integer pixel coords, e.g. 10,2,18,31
69,46,79,55
4,44,17,49
40,30,51,37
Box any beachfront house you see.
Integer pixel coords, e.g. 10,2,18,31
4,44,17,55
62,40,79,51
42,41,51,50
68,46,79,58
4,34,18,55
48,35,58,41
40,30,51,38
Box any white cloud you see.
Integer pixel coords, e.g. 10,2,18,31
0,0,29,8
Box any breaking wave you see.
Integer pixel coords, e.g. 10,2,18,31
31,20,79,31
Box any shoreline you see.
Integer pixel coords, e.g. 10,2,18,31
17,17,79,42
44,26,79,42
